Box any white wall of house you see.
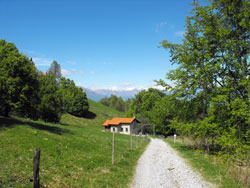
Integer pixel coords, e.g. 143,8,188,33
108,120,138,134
120,121,138,135
111,126,118,133
120,124,131,135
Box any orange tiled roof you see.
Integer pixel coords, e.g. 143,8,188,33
102,118,135,126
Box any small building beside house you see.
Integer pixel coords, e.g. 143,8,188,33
102,118,139,135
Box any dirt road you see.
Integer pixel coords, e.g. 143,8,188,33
130,138,214,188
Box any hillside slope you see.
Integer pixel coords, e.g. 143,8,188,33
60,99,126,130
0,99,149,188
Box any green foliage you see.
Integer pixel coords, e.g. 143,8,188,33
156,0,250,159
58,77,89,117
47,60,61,78
127,88,168,134
37,74,63,122
99,95,130,112
0,39,39,118
150,95,179,135
0,39,90,123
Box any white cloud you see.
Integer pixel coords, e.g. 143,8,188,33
89,84,165,92
175,31,185,36
23,49,45,57
61,69,71,76
122,81,137,87
155,21,167,32
159,21,167,27
90,71,95,75
33,57,52,66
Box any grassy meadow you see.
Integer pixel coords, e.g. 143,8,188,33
0,99,150,188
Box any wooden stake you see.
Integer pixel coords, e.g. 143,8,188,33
33,148,41,188
136,135,138,148
112,132,115,165
130,133,132,150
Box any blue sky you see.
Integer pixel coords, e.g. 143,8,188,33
1,0,193,90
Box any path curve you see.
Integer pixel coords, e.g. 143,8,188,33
130,138,214,188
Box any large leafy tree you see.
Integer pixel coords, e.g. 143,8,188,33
37,74,63,122
127,88,165,123
151,95,180,136
158,0,250,156
0,40,39,117
58,77,89,117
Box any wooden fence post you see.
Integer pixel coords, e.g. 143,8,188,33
130,133,132,150
112,132,115,165
136,135,138,148
174,134,176,143
33,148,41,188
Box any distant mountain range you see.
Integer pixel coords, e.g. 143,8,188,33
83,87,141,101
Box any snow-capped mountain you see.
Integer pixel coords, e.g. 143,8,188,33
83,87,141,101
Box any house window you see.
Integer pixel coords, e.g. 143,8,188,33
121,128,123,132
126,128,128,132
113,127,115,132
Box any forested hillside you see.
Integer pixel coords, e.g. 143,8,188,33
99,95,132,112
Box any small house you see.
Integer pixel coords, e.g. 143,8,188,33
102,118,139,135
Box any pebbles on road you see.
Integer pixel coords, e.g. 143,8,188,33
130,138,214,188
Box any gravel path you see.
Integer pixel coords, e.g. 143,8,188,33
130,138,214,188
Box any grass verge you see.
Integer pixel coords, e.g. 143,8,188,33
164,138,248,188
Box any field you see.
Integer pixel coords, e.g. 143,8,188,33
0,99,150,188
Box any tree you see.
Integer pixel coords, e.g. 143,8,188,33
127,88,165,124
48,60,61,78
58,77,89,117
0,40,39,118
67,87,89,116
158,0,250,156
37,74,63,122
99,95,126,112
151,95,179,136
99,97,110,107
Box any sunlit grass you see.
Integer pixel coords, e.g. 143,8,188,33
0,100,149,188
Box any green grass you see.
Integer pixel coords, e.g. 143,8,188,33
0,100,150,188
164,138,248,188
60,99,126,130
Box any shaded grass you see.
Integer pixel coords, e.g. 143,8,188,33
0,100,150,188
164,138,248,188
0,116,72,135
